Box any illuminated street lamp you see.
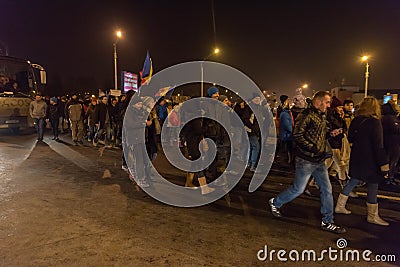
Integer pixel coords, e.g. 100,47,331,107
361,55,369,97
201,47,220,97
302,83,308,89
113,30,122,90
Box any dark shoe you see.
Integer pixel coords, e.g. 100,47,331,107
55,137,60,142
74,141,78,146
269,198,282,218
52,137,56,140
321,222,346,234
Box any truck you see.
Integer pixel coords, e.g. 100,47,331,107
0,55,46,133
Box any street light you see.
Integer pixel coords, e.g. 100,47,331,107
361,55,369,97
201,47,220,97
113,30,122,90
302,83,308,89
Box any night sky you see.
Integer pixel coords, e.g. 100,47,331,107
2,0,400,97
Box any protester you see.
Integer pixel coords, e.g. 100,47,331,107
243,93,262,172
66,93,84,145
85,97,97,142
269,91,346,234
93,96,112,148
335,96,390,226
29,93,47,141
46,97,60,141
278,95,294,164
381,100,400,187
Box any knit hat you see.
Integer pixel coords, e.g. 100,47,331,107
50,97,57,104
279,95,289,103
218,95,228,102
330,96,343,109
249,92,261,101
207,86,219,97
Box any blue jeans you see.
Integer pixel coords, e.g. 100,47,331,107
50,119,59,138
342,178,378,204
274,157,334,224
248,135,260,167
34,118,45,139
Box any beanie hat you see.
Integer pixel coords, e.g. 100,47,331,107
279,95,289,103
50,97,57,103
249,92,261,101
207,86,219,97
218,95,228,102
330,96,343,109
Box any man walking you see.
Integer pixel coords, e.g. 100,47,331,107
29,93,47,141
269,91,346,234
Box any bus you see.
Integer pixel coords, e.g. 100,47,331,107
0,55,46,132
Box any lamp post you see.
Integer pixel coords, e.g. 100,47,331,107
113,30,122,90
361,55,369,97
201,47,220,97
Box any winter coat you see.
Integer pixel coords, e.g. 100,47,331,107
243,102,261,137
343,110,354,135
293,105,332,163
348,115,388,183
94,102,111,129
46,104,60,122
326,109,347,149
124,105,147,145
66,99,83,122
110,104,121,125
381,103,400,156
85,104,97,127
279,109,293,142
29,99,47,119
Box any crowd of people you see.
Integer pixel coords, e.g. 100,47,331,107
28,87,400,233
272,89,399,233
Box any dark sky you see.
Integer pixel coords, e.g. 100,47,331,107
2,0,400,97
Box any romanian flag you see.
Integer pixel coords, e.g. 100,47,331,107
140,51,153,85
155,85,175,97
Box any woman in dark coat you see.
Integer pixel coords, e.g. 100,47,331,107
381,100,400,186
335,97,390,226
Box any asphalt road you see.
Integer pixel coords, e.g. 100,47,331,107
0,131,399,266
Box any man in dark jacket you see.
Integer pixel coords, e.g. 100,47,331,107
269,91,346,234
93,96,112,147
243,93,262,172
381,100,400,186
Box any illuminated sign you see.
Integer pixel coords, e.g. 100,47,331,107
122,71,138,92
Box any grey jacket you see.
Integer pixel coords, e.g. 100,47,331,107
29,100,47,119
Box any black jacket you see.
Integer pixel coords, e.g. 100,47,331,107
348,116,388,183
381,103,400,154
326,109,347,149
46,104,60,122
94,102,112,128
293,106,332,163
